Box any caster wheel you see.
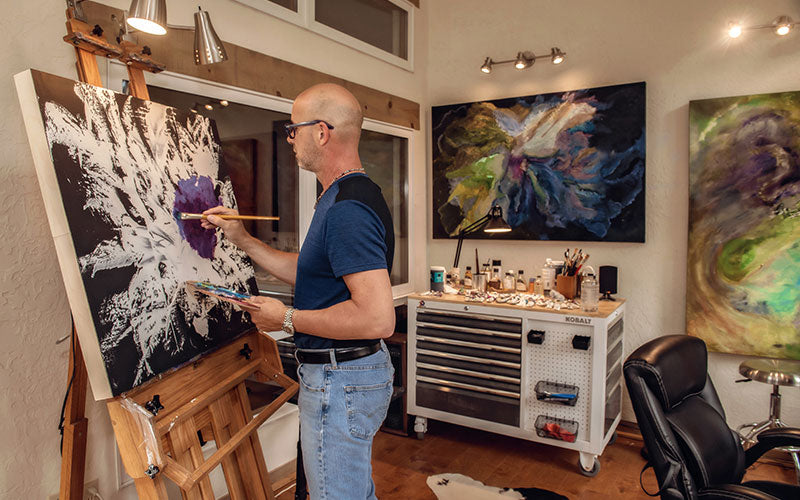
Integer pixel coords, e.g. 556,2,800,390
578,457,600,477
416,431,425,440
608,431,618,446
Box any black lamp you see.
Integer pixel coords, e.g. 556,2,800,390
453,205,512,268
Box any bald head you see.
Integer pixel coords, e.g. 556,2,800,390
295,83,363,141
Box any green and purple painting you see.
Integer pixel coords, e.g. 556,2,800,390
432,82,646,241
688,90,800,360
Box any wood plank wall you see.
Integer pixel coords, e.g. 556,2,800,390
82,1,420,130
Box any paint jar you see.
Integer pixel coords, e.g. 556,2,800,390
581,266,599,312
473,273,488,292
503,271,515,292
430,266,445,291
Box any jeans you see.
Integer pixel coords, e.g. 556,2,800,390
297,341,394,500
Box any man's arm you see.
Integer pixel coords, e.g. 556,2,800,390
202,206,298,285
248,268,395,339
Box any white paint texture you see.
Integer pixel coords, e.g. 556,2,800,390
425,0,800,433
1,1,428,498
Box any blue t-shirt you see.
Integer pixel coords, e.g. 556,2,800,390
293,173,394,349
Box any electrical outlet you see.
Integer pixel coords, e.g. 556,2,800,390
48,479,100,500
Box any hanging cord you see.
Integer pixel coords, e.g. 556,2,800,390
58,314,77,456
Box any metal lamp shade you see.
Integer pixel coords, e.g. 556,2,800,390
194,9,228,65
127,0,167,35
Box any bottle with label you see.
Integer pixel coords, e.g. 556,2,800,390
516,270,527,292
542,259,556,293
533,275,544,295
464,266,473,288
492,260,502,281
503,271,515,292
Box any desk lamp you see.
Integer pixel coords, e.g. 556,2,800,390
453,205,512,269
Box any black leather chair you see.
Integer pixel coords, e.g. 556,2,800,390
623,335,800,499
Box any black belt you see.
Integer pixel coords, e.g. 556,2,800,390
295,342,381,364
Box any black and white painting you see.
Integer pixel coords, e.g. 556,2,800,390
15,70,257,398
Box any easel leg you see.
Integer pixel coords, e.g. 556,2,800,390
59,329,88,500
107,401,169,499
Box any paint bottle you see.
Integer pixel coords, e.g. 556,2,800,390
464,266,473,289
516,270,527,292
503,271,515,292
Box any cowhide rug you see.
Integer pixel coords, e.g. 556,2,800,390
427,473,568,500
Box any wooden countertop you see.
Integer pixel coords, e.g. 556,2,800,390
407,292,625,319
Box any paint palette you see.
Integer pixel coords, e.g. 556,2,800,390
186,281,259,311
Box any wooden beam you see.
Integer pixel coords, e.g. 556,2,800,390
82,1,420,130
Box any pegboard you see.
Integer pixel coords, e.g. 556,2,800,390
522,318,593,439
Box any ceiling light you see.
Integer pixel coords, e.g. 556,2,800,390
194,7,228,65
219,100,229,107
727,22,742,38
480,48,563,74
550,47,565,64
204,103,213,111
126,0,167,36
514,52,528,69
774,16,792,35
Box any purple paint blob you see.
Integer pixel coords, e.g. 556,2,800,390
173,176,220,259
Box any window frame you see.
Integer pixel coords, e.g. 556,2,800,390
107,60,414,298
234,0,414,71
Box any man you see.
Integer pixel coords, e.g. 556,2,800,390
202,83,395,499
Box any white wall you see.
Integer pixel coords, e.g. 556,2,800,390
425,0,800,429
0,1,428,498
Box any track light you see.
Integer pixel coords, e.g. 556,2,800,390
219,100,229,107
481,48,565,74
550,47,565,64
726,14,797,39
204,103,213,111
774,16,792,36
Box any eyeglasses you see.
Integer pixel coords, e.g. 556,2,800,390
284,120,334,139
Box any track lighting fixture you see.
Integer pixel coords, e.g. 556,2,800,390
727,15,797,39
480,47,566,74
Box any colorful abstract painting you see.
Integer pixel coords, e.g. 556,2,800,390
15,70,258,398
432,82,646,241
688,91,800,360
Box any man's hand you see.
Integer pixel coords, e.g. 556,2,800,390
201,206,250,248
247,296,289,333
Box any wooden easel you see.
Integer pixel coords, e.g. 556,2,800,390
59,8,298,499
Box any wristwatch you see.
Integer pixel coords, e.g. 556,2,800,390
281,307,296,335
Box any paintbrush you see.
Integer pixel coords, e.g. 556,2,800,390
177,212,279,221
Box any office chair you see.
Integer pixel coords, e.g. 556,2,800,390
623,335,800,499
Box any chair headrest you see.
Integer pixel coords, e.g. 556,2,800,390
624,335,708,409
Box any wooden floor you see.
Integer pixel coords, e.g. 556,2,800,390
277,419,796,499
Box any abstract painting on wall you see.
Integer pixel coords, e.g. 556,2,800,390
15,69,258,398
432,82,646,241
688,90,800,360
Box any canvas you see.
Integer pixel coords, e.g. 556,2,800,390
688,90,800,360
432,82,646,242
15,69,258,399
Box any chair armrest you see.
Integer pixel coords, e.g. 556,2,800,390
699,484,780,500
745,427,800,467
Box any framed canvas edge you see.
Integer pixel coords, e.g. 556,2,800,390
14,69,113,400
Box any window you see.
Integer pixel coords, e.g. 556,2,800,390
234,0,414,70
109,62,413,298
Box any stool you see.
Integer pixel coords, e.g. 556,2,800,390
736,358,800,483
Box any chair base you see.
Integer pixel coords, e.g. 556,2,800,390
737,383,800,484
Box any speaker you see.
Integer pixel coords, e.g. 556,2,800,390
599,265,618,300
